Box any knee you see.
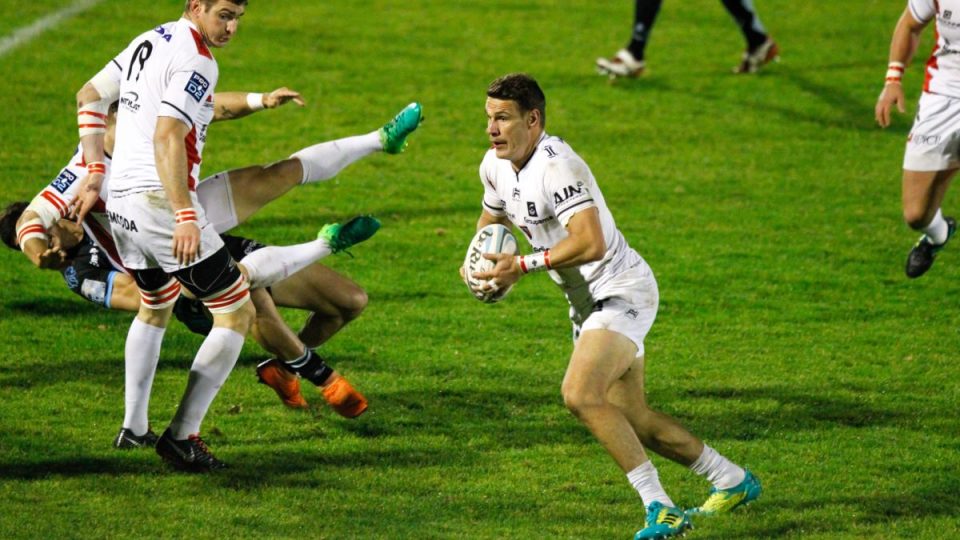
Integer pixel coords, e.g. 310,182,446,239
561,382,606,419
341,288,368,321
903,207,931,230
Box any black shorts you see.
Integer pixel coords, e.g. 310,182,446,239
60,237,120,308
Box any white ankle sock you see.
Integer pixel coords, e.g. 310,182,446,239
689,444,745,490
291,132,381,184
169,328,245,439
626,461,675,508
923,209,949,244
239,239,332,289
122,318,165,435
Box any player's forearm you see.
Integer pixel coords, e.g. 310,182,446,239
77,83,108,170
154,134,193,211
212,92,263,122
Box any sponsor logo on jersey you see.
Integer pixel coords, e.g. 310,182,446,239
153,25,173,42
64,266,80,289
120,91,141,112
909,133,942,145
553,182,585,205
185,72,210,103
523,215,554,226
51,169,78,194
527,202,538,217
544,145,558,158
107,210,139,232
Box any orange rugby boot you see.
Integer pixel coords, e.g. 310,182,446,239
256,359,309,409
321,374,368,418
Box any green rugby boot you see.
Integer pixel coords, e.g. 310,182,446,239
379,102,423,154
689,469,762,515
319,215,381,254
634,502,692,540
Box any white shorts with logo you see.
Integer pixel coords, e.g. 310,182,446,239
569,268,659,357
106,190,225,273
904,92,960,171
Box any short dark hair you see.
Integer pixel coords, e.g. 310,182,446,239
184,0,248,11
0,201,29,251
487,73,546,128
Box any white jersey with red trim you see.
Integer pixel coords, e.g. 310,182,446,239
26,145,125,272
910,0,960,97
94,18,218,196
479,133,650,306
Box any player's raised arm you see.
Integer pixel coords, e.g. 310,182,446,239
212,87,305,122
876,7,929,128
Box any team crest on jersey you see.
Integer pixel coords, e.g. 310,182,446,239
185,72,210,102
946,10,953,20
51,169,78,194
527,202,538,217
625,308,639,320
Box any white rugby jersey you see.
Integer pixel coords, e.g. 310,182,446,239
92,18,218,196
910,0,960,97
26,145,125,272
479,133,650,304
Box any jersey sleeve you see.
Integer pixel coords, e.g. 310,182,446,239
88,56,123,101
479,151,507,217
26,156,89,227
543,157,596,227
909,0,936,23
159,56,218,127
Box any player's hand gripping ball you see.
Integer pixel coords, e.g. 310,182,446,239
463,224,518,303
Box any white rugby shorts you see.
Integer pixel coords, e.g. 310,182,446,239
569,268,659,357
196,171,238,234
904,92,960,171
106,190,225,273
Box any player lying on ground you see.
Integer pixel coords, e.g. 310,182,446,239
2,91,422,447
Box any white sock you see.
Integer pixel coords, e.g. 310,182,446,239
122,318,165,435
239,238,332,289
689,444,746,490
291,132,381,184
169,328,245,439
923,209,949,244
626,461,675,508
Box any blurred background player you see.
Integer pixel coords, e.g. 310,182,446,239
3,91,422,446
876,1,959,278
596,0,778,78
469,74,760,539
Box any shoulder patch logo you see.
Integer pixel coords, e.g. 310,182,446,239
185,72,210,103
544,145,558,158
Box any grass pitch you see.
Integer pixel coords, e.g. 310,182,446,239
1,1,959,538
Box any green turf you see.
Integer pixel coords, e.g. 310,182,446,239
1,0,959,538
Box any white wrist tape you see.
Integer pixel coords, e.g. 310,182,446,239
517,249,551,274
246,93,265,111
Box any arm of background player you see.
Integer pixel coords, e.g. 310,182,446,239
15,210,67,270
155,116,199,266
876,7,930,128
212,87,306,122
474,207,605,290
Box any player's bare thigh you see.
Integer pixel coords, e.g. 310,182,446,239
562,329,638,402
902,168,957,227
269,262,367,316
226,159,304,224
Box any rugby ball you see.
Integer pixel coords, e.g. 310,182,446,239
463,224,519,303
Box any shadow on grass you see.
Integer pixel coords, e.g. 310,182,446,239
661,385,911,441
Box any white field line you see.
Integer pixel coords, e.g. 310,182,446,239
0,0,104,58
